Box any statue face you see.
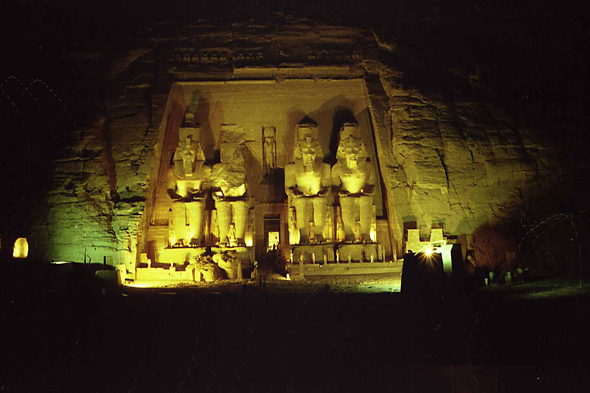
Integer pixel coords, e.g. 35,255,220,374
346,145,360,162
298,137,318,163
179,139,197,175
338,136,365,168
301,145,316,162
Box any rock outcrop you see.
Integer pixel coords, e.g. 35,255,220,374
26,16,562,266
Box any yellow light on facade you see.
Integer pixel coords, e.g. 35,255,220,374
370,227,376,242
13,238,29,258
424,248,433,257
245,234,253,247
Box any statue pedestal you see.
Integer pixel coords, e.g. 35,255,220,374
290,244,335,264
286,242,392,281
158,246,208,265
337,243,384,263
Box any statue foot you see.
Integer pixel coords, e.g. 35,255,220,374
315,235,326,244
359,235,372,243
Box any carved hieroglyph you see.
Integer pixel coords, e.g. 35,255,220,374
285,123,331,244
167,112,209,246
332,122,376,242
210,128,249,246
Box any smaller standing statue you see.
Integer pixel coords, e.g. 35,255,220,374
262,126,277,175
332,122,376,242
210,130,249,246
285,123,331,244
167,112,209,246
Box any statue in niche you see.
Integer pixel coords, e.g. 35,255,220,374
285,123,331,244
210,130,249,246
167,112,209,246
331,122,376,242
288,206,299,245
262,126,277,175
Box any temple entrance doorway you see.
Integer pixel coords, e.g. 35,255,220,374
263,215,281,268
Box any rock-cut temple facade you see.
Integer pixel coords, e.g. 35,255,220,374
28,19,559,285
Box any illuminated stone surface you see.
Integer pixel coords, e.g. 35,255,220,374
13,238,29,259
167,112,208,246
29,18,559,285
210,129,249,246
332,122,376,242
285,123,331,244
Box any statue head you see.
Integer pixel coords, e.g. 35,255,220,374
296,123,318,141
336,122,367,167
294,123,322,165
175,116,204,177
301,137,320,163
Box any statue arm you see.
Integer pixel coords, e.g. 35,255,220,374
209,165,223,196
166,167,181,200
331,164,342,188
331,164,345,195
191,165,211,198
318,163,331,196
284,164,302,196
202,165,212,188
172,149,184,178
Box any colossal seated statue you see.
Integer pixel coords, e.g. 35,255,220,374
332,122,376,242
285,123,331,244
210,130,249,246
167,112,209,246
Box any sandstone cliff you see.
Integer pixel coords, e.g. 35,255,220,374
7,12,578,268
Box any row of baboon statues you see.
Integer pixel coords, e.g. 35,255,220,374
166,113,376,247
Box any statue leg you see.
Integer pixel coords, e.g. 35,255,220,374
186,200,204,245
232,200,248,245
172,203,187,245
216,200,231,245
312,197,327,242
340,197,356,242
295,197,310,244
359,195,373,241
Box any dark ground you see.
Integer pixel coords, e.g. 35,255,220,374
1,265,589,392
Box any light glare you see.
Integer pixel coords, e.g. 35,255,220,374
13,238,29,258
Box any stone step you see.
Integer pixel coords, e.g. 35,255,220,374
289,260,402,278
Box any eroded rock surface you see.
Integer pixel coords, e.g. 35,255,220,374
29,16,561,266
